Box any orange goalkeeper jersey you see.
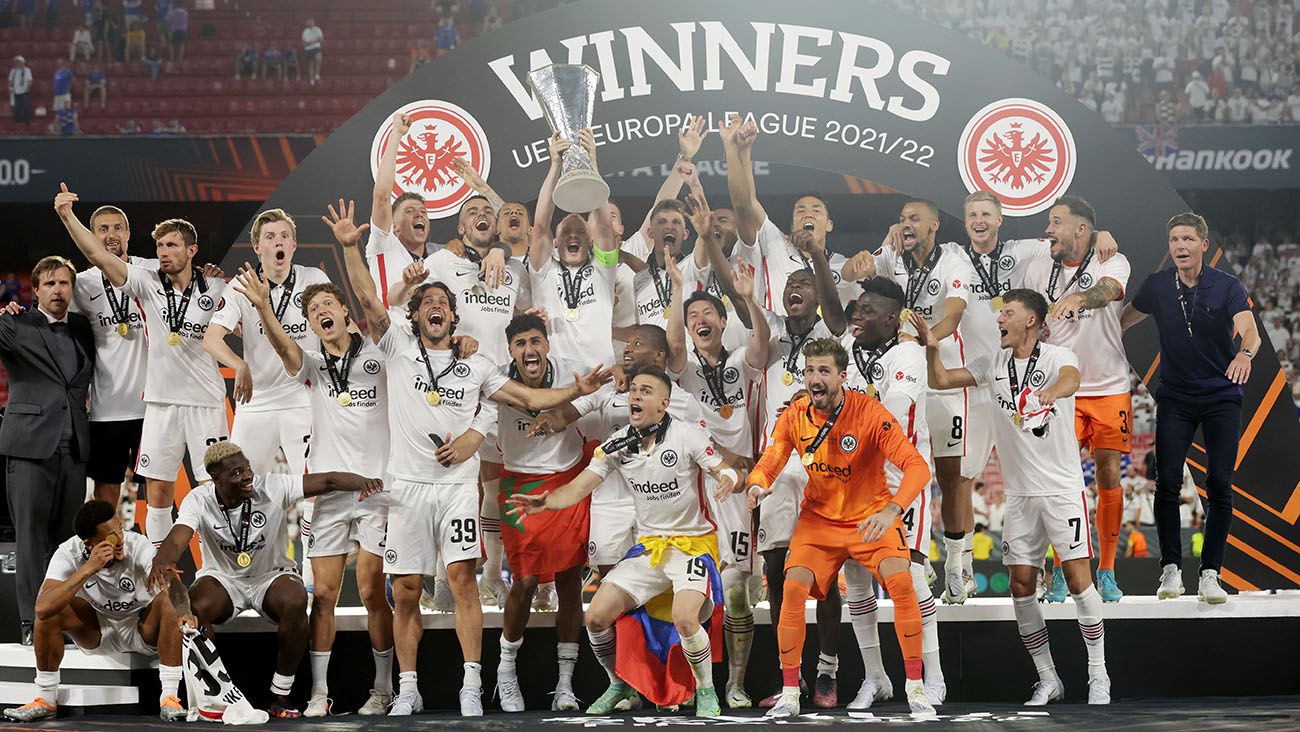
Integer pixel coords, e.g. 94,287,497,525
748,388,931,525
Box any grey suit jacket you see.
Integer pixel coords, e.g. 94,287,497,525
0,307,95,462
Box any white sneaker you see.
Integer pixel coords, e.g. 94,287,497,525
1157,564,1184,600
612,693,643,712
924,561,937,587
847,676,893,711
1198,569,1228,604
429,578,455,613
1087,675,1111,705
459,685,484,717
1024,677,1064,706
905,679,936,715
925,679,947,705
357,690,391,715
497,673,525,712
765,691,801,718
724,682,751,709
551,688,579,711
304,693,330,717
941,569,968,604
962,572,978,598
388,690,423,716
532,581,558,612
479,574,510,608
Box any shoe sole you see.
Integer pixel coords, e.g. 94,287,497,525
1198,595,1227,604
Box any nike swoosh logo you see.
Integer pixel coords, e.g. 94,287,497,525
1069,542,1083,550
799,435,815,443
84,580,97,588
995,376,1008,382
946,440,961,448
904,631,920,638
89,292,104,301
780,646,798,655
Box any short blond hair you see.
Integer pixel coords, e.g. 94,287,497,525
203,440,244,474
152,218,198,246
251,208,297,243
32,255,76,288
963,190,1001,212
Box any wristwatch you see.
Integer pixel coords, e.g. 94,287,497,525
1241,347,1255,359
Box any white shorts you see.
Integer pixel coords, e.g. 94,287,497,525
86,610,154,656
383,479,480,575
705,474,753,573
230,407,312,475
587,491,636,567
200,568,302,623
136,403,230,482
604,546,716,610
960,387,996,479
307,490,387,558
1001,492,1093,567
927,387,968,459
756,454,805,553
895,485,933,556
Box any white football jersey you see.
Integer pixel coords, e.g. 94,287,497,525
873,243,975,370
968,342,1084,497
422,248,527,366
671,346,759,457
378,328,508,483
297,336,389,478
73,256,158,421
495,356,585,474
622,231,651,261
176,474,305,578
585,417,723,538
759,309,835,451
45,531,157,619
632,258,678,330
365,222,431,309
751,218,856,314
840,332,931,490
941,239,1052,368
122,263,227,408
1022,251,1131,397
679,243,762,352
210,264,331,413
528,255,618,367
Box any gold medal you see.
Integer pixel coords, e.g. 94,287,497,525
167,331,182,346
565,308,579,322
781,371,795,386
866,384,878,399
719,404,734,420
236,551,252,568
990,296,1004,311
116,322,129,337
426,391,441,406
1013,413,1024,427
899,308,914,324
337,393,351,406
662,307,671,320
104,532,120,546
721,295,731,310
593,447,606,461
801,452,814,466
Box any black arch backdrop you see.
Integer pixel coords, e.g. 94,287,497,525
220,0,1300,589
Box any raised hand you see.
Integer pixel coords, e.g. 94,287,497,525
912,313,936,347
574,364,614,395
734,119,758,151
665,246,684,285
505,490,549,517
733,263,755,301
231,262,269,305
322,198,370,249
547,132,571,163
684,192,712,238
717,114,743,146
451,156,486,190
402,259,428,287
676,160,699,190
523,306,549,326
54,181,79,218
577,128,597,166
85,540,115,572
678,114,709,160
394,112,412,138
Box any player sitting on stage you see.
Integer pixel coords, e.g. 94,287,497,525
508,366,739,718
746,338,935,718
148,441,385,718
4,501,187,723
917,290,1111,705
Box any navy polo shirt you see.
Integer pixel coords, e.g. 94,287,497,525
1131,263,1251,402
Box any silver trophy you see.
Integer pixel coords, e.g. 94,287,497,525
527,64,610,213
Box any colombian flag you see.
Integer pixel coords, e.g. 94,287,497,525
497,442,596,577
614,535,725,707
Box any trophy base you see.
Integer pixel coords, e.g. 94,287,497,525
553,171,611,214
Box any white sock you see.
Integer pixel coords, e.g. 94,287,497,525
1072,585,1107,678
556,642,579,692
35,669,59,704
309,651,330,696
372,647,393,695
299,500,315,587
816,652,838,679
399,670,418,697
463,661,482,688
911,563,943,686
158,664,182,701
680,627,714,689
587,626,619,683
1012,595,1057,681
845,566,885,681
943,535,964,575
962,532,975,577
146,506,173,547
498,635,523,677
270,672,295,697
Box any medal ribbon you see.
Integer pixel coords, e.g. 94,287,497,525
966,243,1004,301
323,333,362,398
221,498,253,560
599,412,671,457
559,263,591,312
102,273,131,326
1006,341,1041,404
782,317,821,377
903,244,942,309
1045,247,1095,303
647,255,674,311
507,357,554,417
801,392,845,462
266,266,298,321
416,339,461,400
852,335,898,387
694,347,732,410
160,267,201,339
1174,269,1197,337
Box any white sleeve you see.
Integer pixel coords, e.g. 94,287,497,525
44,543,78,582
690,426,725,471
175,490,202,531
378,323,411,358
884,346,927,406
1099,253,1131,297
612,265,638,328
296,350,324,384
269,474,306,509
571,382,614,419
583,459,613,480
946,254,975,304
471,398,499,437
967,355,993,387
208,287,243,331
121,261,152,298
752,218,788,260
622,231,650,261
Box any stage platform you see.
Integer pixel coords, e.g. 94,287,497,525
2,592,1297,721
